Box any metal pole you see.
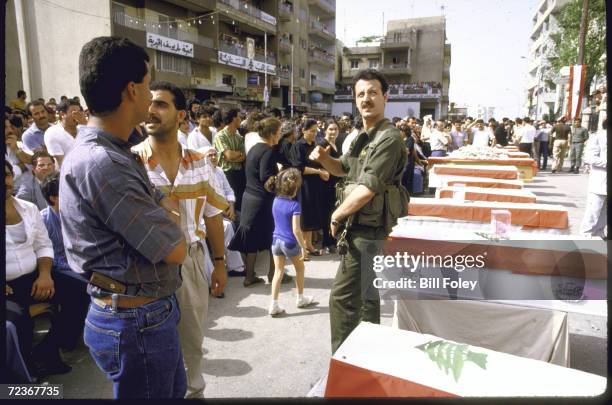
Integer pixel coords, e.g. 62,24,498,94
264,32,268,109
536,70,541,120
290,42,294,118
577,0,589,66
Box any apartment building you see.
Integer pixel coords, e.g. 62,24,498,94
524,0,570,119
333,16,451,120
6,0,335,115
277,0,336,116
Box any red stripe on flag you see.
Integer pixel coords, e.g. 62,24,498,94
575,65,587,119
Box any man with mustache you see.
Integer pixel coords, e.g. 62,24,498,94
133,81,229,398
310,69,407,353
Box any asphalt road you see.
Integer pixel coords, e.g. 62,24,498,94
40,159,607,398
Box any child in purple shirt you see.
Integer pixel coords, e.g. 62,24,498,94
269,168,317,316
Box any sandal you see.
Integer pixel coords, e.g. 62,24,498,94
307,249,322,256
243,277,264,287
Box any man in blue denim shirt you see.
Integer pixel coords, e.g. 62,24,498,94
38,171,89,359
59,37,187,398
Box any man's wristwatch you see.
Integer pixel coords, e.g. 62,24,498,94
331,219,341,227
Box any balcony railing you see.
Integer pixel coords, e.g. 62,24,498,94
380,34,414,48
310,19,335,38
308,49,335,64
113,10,214,48
279,37,292,52
219,41,276,65
311,102,331,110
278,68,291,80
218,0,277,26
310,79,335,89
382,62,410,70
279,2,293,20
309,0,335,14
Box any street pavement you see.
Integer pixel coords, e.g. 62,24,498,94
40,159,607,398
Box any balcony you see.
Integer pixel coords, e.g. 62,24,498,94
279,2,293,21
217,0,277,33
542,91,557,103
277,68,291,80
310,102,332,112
308,0,335,17
219,41,277,65
379,33,415,50
308,48,335,66
379,63,412,76
310,78,335,93
113,10,214,48
279,37,292,53
309,19,335,43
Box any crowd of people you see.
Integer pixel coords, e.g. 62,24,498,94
4,35,606,398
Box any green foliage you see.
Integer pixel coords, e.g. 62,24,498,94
416,340,488,382
550,0,607,89
356,35,383,44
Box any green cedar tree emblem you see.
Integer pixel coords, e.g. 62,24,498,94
416,340,488,382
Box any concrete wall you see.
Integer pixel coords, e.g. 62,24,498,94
5,0,23,105
410,22,444,83
16,0,112,102
385,101,421,119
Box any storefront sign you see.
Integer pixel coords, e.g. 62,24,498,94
260,11,277,26
146,32,194,58
218,51,276,75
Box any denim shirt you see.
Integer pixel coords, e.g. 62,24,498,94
40,206,71,273
59,126,184,298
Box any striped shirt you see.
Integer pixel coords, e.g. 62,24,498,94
133,138,229,245
213,127,245,172
59,126,184,298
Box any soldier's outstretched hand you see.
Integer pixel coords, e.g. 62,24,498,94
310,145,331,162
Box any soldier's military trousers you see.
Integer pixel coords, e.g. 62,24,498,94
329,226,387,354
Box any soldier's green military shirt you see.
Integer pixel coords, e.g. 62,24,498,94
339,118,407,196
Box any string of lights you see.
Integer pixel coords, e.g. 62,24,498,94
37,0,246,29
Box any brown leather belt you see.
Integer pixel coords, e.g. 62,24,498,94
93,295,158,309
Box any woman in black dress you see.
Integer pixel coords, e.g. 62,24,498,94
229,117,282,286
317,119,341,253
291,119,330,259
275,121,297,171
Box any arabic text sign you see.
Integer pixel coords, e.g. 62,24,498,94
218,51,276,75
146,32,194,58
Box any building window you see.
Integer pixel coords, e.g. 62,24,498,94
299,68,305,79
299,7,307,21
158,15,178,40
301,93,306,103
350,59,359,69
369,59,379,68
156,51,191,75
300,38,307,50
222,74,234,86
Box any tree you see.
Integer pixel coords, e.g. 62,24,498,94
549,0,606,90
356,35,383,44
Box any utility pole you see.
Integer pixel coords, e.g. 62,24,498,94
577,0,589,65
290,42,294,118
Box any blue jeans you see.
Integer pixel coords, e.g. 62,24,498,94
430,150,447,157
271,237,301,258
84,295,187,398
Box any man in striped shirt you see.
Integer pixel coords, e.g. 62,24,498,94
133,81,228,399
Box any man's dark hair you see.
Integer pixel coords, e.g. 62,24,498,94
195,105,217,120
502,117,509,122
488,118,496,123
79,36,150,116
268,107,282,118
515,118,523,125
60,95,68,101
523,117,531,123
212,109,223,128
466,116,473,121
352,68,389,95
8,114,24,129
186,98,201,111
41,171,60,205
602,119,607,130
31,150,53,167
222,108,240,126
150,81,187,111
56,98,82,114
392,117,401,124
353,115,364,130
27,100,45,116
17,90,26,98
476,119,484,124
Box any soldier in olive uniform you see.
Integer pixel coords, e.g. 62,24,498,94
310,69,407,353
569,117,589,173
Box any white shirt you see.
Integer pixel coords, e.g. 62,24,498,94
187,127,213,151
178,130,189,148
5,197,54,281
520,124,536,143
342,129,359,155
212,166,236,203
244,132,263,156
471,129,494,147
583,129,607,195
44,122,76,158
429,129,450,151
